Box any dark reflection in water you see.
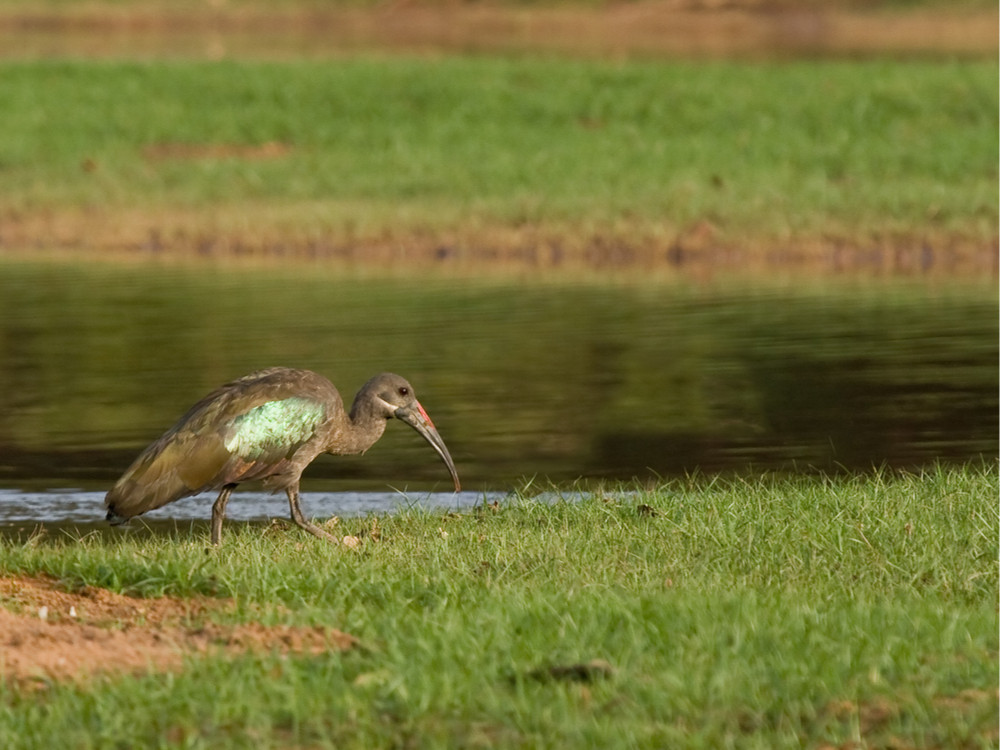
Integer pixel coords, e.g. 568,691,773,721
0,258,996,504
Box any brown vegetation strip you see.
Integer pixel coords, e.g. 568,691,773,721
0,575,357,687
1,1,995,60
1,207,995,279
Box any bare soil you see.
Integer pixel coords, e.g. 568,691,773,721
0,574,357,688
1,1,995,60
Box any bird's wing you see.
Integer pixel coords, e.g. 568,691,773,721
106,375,335,519
220,396,329,483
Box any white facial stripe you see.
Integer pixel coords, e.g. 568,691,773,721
375,396,398,414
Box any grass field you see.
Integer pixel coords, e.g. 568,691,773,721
1,58,996,256
0,466,996,748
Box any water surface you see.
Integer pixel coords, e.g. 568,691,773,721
0,489,495,524
0,257,995,523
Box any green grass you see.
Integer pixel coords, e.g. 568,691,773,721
1,466,996,748
0,58,995,242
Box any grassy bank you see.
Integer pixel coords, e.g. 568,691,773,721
1,58,996,258
1,467,996,747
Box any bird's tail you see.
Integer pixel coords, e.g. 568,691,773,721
105,507,130,526
104,468,192,524
104,436,208,523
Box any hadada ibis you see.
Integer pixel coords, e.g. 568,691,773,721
105,368,460,545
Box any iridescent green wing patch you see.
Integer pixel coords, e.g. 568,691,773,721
224,397,327,460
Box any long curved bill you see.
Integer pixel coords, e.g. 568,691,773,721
394,401,461,492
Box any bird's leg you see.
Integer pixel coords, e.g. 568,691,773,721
286,486,340,543
210,484,236,546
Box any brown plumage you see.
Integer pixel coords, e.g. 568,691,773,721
105,368,460,545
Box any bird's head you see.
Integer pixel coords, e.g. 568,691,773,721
354,373,461,492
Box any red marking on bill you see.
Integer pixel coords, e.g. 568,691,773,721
417,401,435,427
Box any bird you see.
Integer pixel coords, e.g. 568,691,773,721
105,368,460,545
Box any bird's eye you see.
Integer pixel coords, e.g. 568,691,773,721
399,387,409,396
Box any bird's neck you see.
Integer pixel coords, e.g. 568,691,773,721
326,406,388,456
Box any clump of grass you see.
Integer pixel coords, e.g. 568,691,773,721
0,466,995,748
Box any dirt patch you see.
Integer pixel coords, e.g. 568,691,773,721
0,1,994,60
820,690,999,749
142,142,293,162
0,575,357,688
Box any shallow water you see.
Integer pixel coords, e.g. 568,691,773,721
0,257,995,526
0,488,499,525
